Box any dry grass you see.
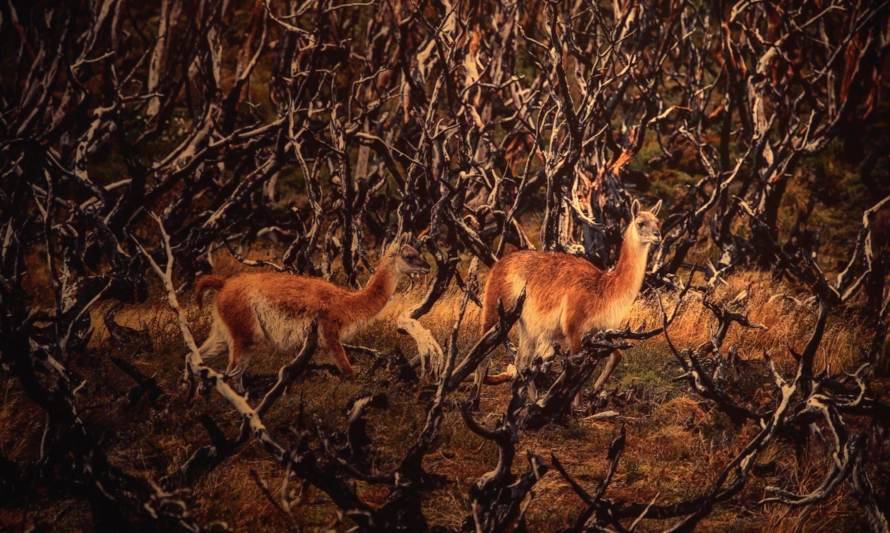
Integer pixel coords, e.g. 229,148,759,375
2,252,884,531
629,269,869,372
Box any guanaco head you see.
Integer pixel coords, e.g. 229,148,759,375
629,199,662,245
390,243,431,276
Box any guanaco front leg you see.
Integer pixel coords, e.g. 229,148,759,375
564,321,587,410
565,323,622,408
320,323,354,378
590,350,622,395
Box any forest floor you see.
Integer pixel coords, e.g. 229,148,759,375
2,128,887,531
2,240,887,531
3,2,889,530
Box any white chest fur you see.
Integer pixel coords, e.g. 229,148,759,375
589,291,636,332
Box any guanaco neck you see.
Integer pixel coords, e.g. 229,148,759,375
347,255,398,321
604,225,650,297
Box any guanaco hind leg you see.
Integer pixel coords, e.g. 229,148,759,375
225,340,251,393
197,321,228,361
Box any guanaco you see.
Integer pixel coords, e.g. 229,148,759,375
194,241,430,389
480,199,662,397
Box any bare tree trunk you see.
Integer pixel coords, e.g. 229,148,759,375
146,0,181,118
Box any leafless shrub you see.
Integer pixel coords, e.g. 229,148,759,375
1,0,887,530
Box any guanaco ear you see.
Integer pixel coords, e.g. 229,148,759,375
631,199,641,218
385,233,409,255
650,199,662,216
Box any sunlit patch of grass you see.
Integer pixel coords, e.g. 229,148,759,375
10,240,882,532
628,270,870,374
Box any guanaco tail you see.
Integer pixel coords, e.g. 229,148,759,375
194,240,430,390
479,199,662,397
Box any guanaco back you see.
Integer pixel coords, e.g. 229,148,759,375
194,241,430,389
480,199,662,395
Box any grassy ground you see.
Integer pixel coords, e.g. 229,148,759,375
2,244,885,531
2,128,886,530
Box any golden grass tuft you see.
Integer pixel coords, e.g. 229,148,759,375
13,254,876,531
652,396,710,427
628,270,870,372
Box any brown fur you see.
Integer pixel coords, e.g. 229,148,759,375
196,243,429,385
480,200,662,387
195,275,226,304
219,267,396,375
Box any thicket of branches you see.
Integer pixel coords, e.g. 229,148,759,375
1,0,889,530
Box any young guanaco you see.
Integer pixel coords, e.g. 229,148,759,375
480,199,662,397
194,241,430,389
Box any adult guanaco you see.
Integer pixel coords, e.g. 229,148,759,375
480,199,662,397
194,241,430,389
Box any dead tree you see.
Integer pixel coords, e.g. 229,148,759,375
460,377,548,532
1,0,888,530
